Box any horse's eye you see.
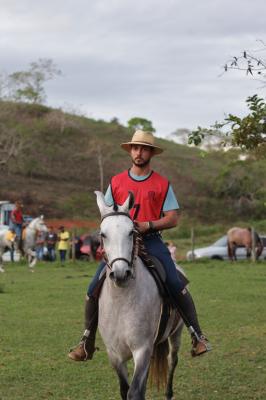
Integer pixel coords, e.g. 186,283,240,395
100,232,106,239
129,230,134,236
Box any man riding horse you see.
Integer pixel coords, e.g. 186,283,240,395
69,130,211,361
9,200,24,253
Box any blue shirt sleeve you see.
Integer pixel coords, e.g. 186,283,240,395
162,185,179,211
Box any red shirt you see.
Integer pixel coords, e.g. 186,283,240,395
11,209,23,224
111,170,169,222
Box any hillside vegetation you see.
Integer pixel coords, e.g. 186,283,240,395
0,101,265,226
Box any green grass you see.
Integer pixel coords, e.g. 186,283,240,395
0,259,266,400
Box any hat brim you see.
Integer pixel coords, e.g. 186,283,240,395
121,142,163,155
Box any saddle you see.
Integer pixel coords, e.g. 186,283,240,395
142,255,187,344
93,254,187,345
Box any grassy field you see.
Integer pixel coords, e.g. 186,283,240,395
0,259,266,400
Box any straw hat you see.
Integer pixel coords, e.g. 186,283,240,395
121,130,163,154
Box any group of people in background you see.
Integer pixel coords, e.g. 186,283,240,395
8,201,70,264
36,225,70,263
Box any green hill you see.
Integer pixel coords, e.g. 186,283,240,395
0,101,265,225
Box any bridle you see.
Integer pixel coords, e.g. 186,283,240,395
100,211,139,273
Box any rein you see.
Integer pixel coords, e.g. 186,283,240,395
100,211,140,273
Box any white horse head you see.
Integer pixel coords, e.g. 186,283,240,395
95,191,135,286
28,216,48,233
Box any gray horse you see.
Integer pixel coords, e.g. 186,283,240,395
23,216,48,269
0,227,17,272
95,191,184,400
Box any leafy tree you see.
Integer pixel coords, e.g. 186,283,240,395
127,117,155,132
213,160,266,218
3,58,61,104
189,41,266,156
189,95,266,157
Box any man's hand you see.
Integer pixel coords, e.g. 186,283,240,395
134,221,150,234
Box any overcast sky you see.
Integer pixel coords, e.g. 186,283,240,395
1,0,266,138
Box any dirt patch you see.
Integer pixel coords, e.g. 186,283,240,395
46,219,99,230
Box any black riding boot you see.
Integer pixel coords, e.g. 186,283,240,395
175,288,211,357
68,296,98,361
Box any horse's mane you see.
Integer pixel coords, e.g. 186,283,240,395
27,217,41,229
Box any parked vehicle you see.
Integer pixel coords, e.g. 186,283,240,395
186,234,266,261
0,201,15,230
69,232,101,261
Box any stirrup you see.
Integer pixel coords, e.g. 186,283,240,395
191,334,211,357
69,330,99,361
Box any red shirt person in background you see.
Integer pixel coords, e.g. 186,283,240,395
9,201,24,240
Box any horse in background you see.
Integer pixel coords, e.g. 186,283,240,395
0,228,17,272
227,227,263,261
95,191,184,400
23,216,48,270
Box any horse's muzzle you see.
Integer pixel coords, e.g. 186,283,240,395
109,268,133,284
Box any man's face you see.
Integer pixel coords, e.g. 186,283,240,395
130,145,154,167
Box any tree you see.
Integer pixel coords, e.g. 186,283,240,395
2,58,61,104
222,40,266,84
189,41,266,157
189,95,266,157
127,117,155,132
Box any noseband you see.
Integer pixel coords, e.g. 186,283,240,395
100,211,138,272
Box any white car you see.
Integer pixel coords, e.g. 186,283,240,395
2,250,21,262
186,235,266,261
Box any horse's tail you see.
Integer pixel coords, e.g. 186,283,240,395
256,234,264,259
149,340,169,391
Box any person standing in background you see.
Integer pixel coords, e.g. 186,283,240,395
58,226,70,265
35,230,46,261
167,241,177,262
46,226,58,261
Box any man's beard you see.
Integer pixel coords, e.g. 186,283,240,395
132,157,150,168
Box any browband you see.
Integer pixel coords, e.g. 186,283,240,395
101,211,132,222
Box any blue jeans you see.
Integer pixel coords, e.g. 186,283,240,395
48,247,56,261
59,250,67,263
87,234,186,298
9,222,22,239
36,246,44,261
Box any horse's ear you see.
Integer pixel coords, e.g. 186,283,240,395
121,191,135,212
95,191,110,217
128,191,135,210
40,215,44,220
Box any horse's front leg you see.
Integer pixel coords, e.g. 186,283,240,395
127,347,153,400
27,249,37,268
110,356,129,400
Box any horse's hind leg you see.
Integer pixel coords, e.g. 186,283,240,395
110,358,129,400
165,323,183,400
0,252,5,273
232,244,237,261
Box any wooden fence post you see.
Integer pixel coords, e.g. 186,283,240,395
191,227,195,261
251,227,256,263
72,229,76,262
